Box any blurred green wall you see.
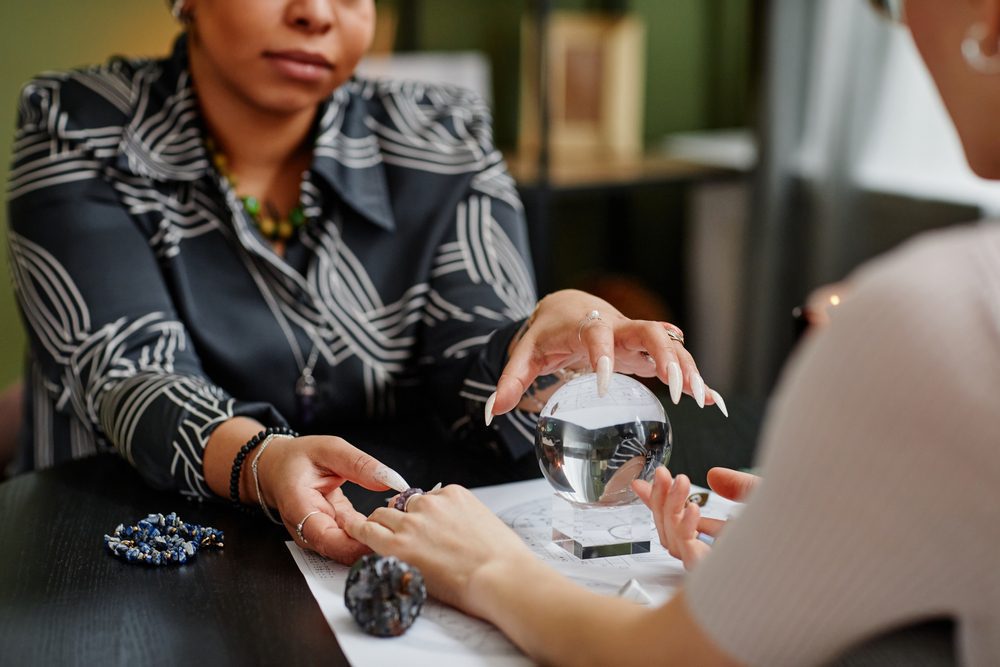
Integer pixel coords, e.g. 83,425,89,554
0,0,753,387
402,0,753,146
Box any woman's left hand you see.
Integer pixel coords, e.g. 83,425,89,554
486,289,725,422
341,485,537,619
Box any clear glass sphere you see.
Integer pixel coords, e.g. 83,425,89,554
535,372,671,507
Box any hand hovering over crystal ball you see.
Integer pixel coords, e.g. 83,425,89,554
484,290,727,425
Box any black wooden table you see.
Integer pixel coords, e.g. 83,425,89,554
0,398,762,666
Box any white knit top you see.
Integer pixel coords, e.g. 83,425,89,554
687,224,1000,666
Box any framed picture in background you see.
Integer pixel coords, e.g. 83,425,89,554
519,12,646,161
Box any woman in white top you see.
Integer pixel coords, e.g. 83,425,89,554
344,0,1000,664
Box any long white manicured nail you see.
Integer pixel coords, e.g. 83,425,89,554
374,465,409,493
484,391,496,426
429,482,442,492
667,362,682,405
691,373,706,408
709,389,728,418
596,355,612,397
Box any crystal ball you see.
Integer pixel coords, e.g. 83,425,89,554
535,372,671,507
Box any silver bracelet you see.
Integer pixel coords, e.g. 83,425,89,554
251,433,294,525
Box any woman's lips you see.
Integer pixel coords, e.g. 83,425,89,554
263,50,333,83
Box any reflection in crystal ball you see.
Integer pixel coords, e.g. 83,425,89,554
534,373,671,507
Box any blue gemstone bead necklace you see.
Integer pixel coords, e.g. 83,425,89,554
104,512,224,566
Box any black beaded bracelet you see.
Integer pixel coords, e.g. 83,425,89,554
230,426,298,508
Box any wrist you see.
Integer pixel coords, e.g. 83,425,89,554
204,416,267,500
204,419,297,512
253,432,297,510
466,551,544,622
250,431,295,524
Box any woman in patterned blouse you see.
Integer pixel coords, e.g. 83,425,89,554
6,0,719,561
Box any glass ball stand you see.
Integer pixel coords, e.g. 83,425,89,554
535,373,671,559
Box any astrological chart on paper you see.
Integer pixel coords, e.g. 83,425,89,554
287,477,739,667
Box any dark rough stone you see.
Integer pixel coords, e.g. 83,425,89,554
344,555,427,637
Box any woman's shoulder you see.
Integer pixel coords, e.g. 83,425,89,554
849,223,1000,309
15,53,169,142
839,223,1000,376
344,76,496,150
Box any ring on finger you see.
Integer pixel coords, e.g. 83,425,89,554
403,492,425,513
665,329,685,345
577,309,603,342
295,510,322,544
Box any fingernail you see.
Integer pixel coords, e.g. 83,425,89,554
596,355,612,397
691,373,706,408
374,465,410,493
667,362,682,405
709,389,728,418
484,391,496,426
429,482,442,492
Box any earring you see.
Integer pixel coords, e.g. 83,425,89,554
170,0,192,23
962,23,1000,75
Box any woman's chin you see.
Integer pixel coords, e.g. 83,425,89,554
250,89,337,117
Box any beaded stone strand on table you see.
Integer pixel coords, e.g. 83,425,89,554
104,512,224,566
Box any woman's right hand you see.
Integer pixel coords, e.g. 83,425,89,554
255,433,399,564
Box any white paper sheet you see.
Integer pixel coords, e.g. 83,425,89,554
287,477,740,666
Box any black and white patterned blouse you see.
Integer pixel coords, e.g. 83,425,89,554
7,36,538,497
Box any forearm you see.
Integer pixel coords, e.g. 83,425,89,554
472,558,739,667
472,557,649,666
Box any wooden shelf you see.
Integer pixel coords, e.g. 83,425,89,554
504,150,739,191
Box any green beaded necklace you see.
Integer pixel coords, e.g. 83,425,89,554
206,140,307,242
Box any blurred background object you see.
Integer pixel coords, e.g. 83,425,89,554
518,10,646,161
741,0,1000,396
791,281,849,342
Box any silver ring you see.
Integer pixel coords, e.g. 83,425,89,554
403,492,423,513
295,510,322,544
664,324,685,345
577,309,603,342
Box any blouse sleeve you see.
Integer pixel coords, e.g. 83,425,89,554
683,228,1000,666
7,79,284,497
414,109,539,460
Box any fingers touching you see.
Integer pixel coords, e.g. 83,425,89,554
285,487,371,564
